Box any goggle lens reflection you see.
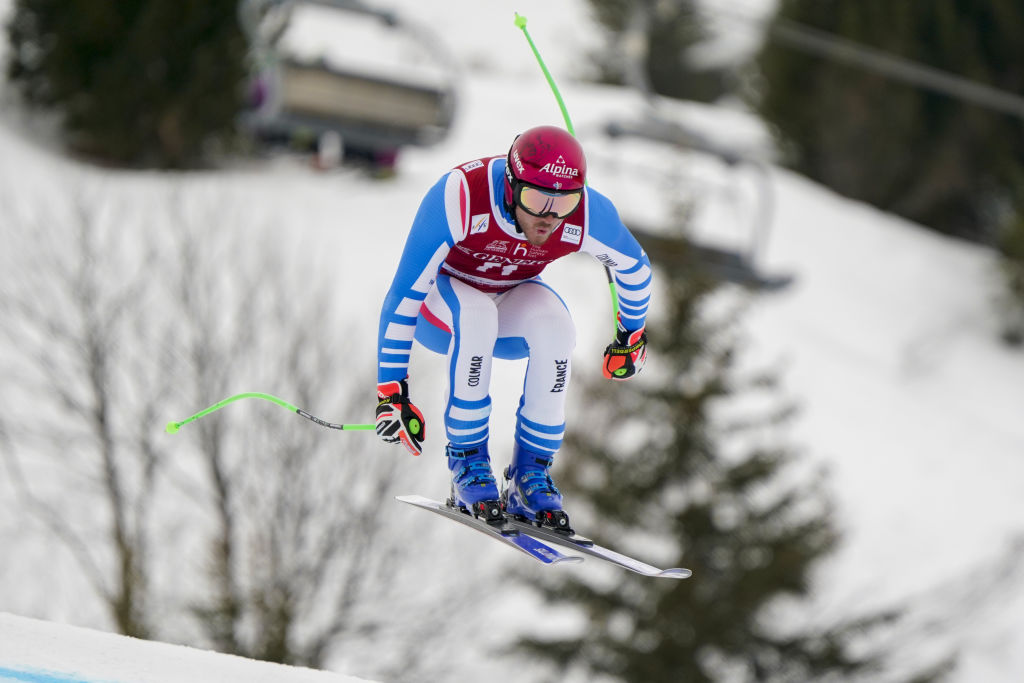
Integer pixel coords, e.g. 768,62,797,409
516,185,582,218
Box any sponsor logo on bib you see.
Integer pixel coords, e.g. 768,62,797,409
561,223,582,245
470,214,490,234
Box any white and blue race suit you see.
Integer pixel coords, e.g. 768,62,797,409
377,155,652,459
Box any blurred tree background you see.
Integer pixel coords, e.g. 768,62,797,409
5,0,246,168
751,0,1024,340
999,207,1024,344
516,232,945,681
0,182,472,680
753,1,1024,244
585,0,1024,344
6,0,1023,326
585,0,729,102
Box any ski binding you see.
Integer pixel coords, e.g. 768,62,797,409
396,495,581,565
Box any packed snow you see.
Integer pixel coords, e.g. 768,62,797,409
0,613,375,683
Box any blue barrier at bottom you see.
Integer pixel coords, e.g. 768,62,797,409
0,667,115,683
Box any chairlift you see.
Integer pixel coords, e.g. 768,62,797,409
605,116,793,292
238,0,458,171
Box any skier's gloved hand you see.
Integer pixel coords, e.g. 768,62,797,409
602,322,647,381
376,377,426,456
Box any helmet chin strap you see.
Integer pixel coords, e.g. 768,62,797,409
506,199,524,234
504,154,524,233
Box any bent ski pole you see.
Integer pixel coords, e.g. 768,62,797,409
514,12,620,332
166,392,373,434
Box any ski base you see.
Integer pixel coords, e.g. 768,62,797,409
396,495,582,565
505,516,692,579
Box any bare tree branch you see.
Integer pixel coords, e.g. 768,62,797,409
0,182,166,637
0,178,481,679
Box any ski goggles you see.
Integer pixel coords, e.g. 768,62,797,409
513,182,582,219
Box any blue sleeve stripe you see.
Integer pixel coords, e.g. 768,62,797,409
381,339,414,351
618,291,651,306
379,367,407,383
615,277,652,292
619,260,646,276
392,314,419,327
377,174,454,383
616,268,653,287
380,352,409,364
618,302,648,317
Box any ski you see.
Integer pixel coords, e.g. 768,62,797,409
504,517,692,579
396,495,582,565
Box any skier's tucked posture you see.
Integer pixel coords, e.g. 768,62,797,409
375,125,651,525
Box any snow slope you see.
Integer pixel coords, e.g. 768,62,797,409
0,613,375,683
743,172,1024,681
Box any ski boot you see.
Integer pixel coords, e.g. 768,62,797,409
502,444,572,533
446,442,503,525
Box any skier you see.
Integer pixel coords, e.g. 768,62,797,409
375,125,651,527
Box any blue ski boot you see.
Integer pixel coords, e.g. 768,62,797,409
446,442,503,524
502,444,572,532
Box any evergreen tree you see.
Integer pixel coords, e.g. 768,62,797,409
752,0,1024,245
5,0,247,168
515,238,918,682
585,0,727,102
997,191,1024,346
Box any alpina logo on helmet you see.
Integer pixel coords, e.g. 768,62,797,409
539,162,579,178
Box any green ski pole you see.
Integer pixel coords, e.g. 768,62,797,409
166,392,374,434
513,12,620,332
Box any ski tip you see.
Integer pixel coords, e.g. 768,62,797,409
659,568,693,579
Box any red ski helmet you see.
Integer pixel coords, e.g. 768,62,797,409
504,125,586,218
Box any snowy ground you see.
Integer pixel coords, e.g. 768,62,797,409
0,613,375,683
2,1,1024,681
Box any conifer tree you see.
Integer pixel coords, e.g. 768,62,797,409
753,0,1024,244
997,202,1024,346
585,0,727,102
516,240,914,682
5,0,246,168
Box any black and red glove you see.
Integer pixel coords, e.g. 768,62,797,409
375,378,426,456
602,323,647,381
